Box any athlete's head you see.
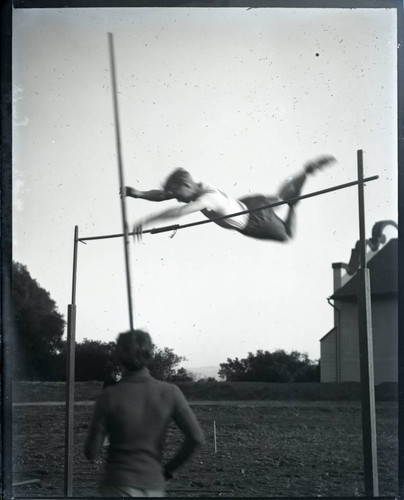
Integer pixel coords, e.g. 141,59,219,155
116,330,153,371
163,168,198,202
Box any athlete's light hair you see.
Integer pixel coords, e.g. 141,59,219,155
163,168,192,193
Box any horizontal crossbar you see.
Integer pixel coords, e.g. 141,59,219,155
78,175,378,242
167,488,233,493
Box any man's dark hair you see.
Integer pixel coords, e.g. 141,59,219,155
163,168,191,193
116,330,153,371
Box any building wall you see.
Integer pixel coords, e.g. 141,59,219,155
372,298,398,384
320,329,337,382
320,297,398,383
337,301,361,382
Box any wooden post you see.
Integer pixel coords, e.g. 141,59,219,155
1,1,13,497
397,5,404,497
64,225,79,497
356,150,379,496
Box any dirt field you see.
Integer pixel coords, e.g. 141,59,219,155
12,392,398,498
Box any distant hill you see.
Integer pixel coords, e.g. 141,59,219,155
187,366,220,380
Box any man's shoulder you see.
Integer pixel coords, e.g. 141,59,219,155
101,376,174,401
149,378,185,398
200,182,219,194
196,183,226,208
149,376,178,390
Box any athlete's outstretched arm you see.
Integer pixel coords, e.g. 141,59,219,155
133,198,208,240
121,186,175,202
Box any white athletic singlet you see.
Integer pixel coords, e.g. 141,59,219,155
198,183,249,231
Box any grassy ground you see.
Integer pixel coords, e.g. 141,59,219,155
11,381,398,498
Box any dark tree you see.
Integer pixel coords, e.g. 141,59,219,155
12,262,65,380
149,346,186,381
169,367,194,382
219,349,320,382
72,340,188,382
217,357,247,382
75,339,116,381
11,265,189,382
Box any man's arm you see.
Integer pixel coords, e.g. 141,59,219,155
134,197,209,232
84,397,108,461
124,186,175,202
164,386,205,477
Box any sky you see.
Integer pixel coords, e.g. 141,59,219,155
12,6,398,371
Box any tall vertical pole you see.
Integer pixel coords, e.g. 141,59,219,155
108,32,135,330
1,1,13,497
64,225,79,497
397,3,404,498
356,150,379,497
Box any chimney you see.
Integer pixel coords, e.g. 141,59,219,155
332,262,345,291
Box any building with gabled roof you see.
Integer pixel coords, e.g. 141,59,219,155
320,220,398,384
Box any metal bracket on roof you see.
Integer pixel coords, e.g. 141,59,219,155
343,220,398,276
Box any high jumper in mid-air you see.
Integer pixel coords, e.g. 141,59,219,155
122,155,336,242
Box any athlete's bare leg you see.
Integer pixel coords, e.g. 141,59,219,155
277,155,336,203
277,155,336,238
283,205,296,238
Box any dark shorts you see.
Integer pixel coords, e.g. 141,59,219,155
237,195,289,241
